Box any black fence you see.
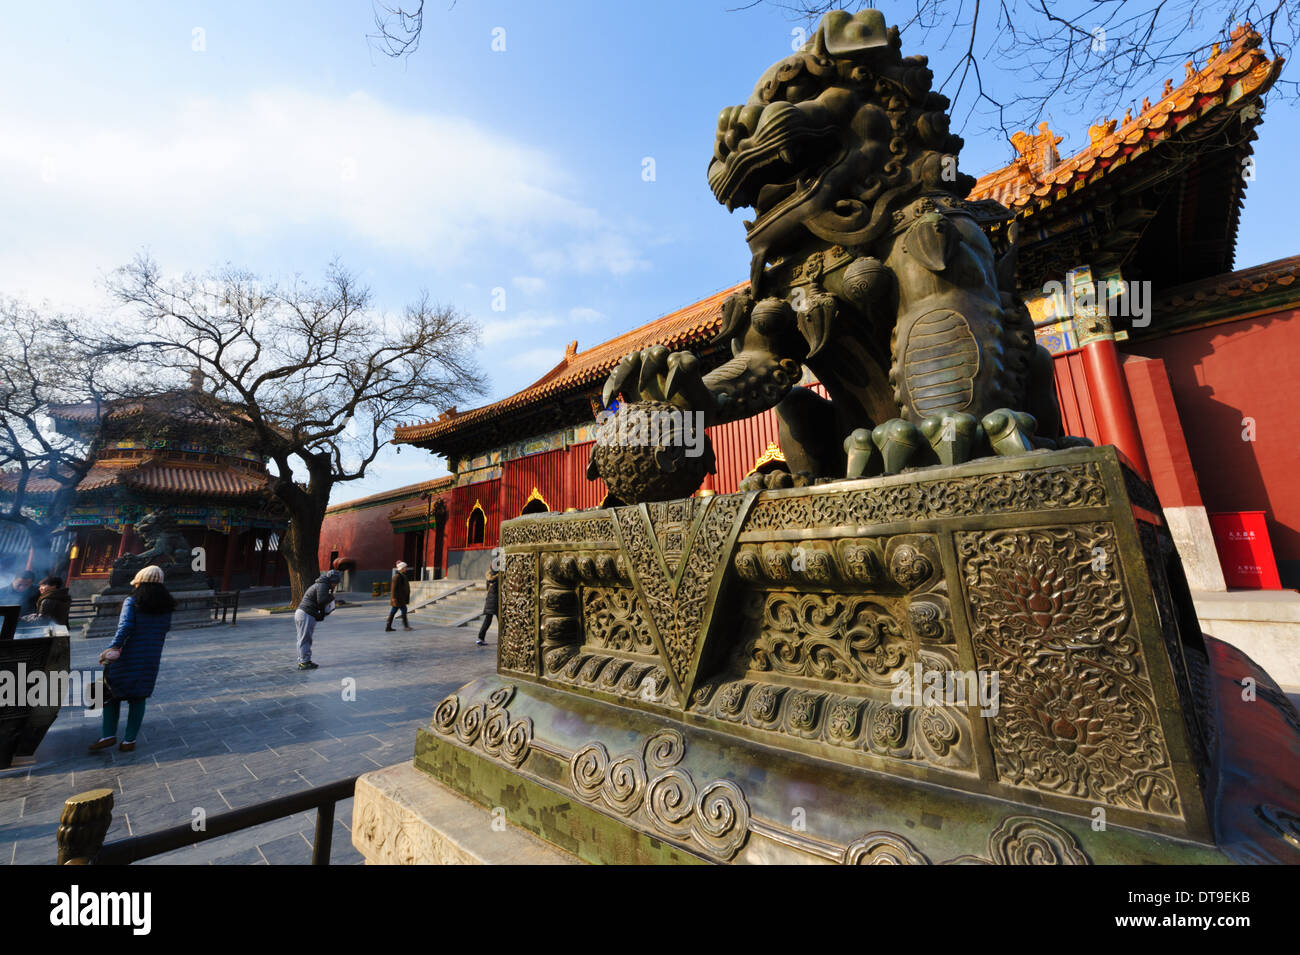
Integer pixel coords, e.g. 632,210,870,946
212,590,241,625
92,775,358,865
67,598,97,623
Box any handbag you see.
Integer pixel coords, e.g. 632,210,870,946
96,601,134,703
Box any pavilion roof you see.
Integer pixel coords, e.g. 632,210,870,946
0,470,71,500
74,456,272,498
393,283,745,448
325,474,454,515
1142,254,1300,335
968,24,1281,215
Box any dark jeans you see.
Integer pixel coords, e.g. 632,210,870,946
477,613,494,641
386,605,409,628
103,698,146,742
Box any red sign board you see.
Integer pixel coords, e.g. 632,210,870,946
1208,511,1282,589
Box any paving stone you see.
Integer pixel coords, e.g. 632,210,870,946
0,797,25,825
123,803,201,837
207,845,267,865
2,604,494,865
216,772,310,810
12,838,57,865
256,831,312,865
195,751,257,777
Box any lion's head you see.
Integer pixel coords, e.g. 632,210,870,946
708,10,974,285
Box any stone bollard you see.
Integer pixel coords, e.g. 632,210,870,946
57,788,115,865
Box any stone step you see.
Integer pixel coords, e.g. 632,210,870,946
1191,588,1300,690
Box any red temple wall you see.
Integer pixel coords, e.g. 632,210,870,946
319,502,406,572
449,478,502,550
706,409,781,494
502,448,568,516
568,441,608,509
1123,307,1300,575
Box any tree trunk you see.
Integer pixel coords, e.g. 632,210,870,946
273,459,333,606
281,502,323,607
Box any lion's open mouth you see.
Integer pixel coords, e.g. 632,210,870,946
709,106,840,236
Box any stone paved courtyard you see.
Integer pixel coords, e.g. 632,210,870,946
0,598,496,864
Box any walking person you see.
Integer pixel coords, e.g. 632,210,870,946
476,565,500,646
294,569,340,670
0,570,38,615
34,576,71,626
89,566,175,753
385,561,412,631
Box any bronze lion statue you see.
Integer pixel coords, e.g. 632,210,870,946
597,9,1082,497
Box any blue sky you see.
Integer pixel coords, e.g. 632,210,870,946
1,1,1292,502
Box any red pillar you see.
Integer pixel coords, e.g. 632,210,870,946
117,524,135,558
255,532,268,586
1122,356,1200,507
67,530,86,580
1081,339,1151,482
1067,264,1151,482
221,529,241,591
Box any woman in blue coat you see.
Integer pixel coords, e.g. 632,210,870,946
89,565,176,753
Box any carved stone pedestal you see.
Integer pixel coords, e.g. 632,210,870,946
351,762,580,865
393,447,1300,864
81,590,217,641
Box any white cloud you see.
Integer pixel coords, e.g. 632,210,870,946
511,275,547,295
479,311,564,346
505,346,567,378
529,235,648,275
478,305,606,347
0,88,649,308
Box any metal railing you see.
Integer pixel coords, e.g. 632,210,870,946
212,590,241,625
67,598,97,623
57,775,358,865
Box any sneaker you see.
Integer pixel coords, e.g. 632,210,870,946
475,639,486,646
403,626,413,631
88,736,117,752
384,626,394,632
119,741,136,752
297,661,319,670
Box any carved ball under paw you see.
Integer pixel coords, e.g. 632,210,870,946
588,400,714,504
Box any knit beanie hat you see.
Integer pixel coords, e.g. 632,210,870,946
131,565,165,585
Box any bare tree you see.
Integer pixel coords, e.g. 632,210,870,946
0,299,104,578
369,2,1294,136
759,1,1296,138
369,1,429,58
82,256,484,603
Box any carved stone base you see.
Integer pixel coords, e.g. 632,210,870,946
351,761,581,865
80,590,217,641
410,446,1300,863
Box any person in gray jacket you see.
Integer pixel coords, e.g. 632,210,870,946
294,570,340,670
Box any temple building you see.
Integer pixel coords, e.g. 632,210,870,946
321,26,1298,675
318,476,453,593
3,375,289,596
